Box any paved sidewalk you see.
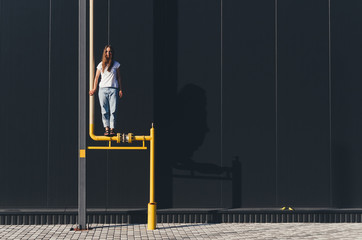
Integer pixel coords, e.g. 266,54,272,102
1,223,362,239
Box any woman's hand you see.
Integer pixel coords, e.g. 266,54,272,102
119,90,123,98
89,89,96,96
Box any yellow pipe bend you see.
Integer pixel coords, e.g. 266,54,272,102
90,124,151,142
89,124,117,141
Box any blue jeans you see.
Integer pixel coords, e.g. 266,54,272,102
98,87,118,129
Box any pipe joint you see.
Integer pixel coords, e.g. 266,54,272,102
117,133,121,143
122,133,134,143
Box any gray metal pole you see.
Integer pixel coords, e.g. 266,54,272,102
78,0,87,230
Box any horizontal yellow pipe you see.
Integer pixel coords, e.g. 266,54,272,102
88,146,147,150
89,124,151,142
135,136,152,141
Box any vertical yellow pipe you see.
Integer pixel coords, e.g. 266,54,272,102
89,0,95,138
150,126,155,203
148,125,156,230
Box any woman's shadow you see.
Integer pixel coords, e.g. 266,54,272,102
170,84,213,173
170,84,233,175
158,83,241,208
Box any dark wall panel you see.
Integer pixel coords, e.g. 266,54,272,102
277,0,330,207
331,0,362,207
107,151,149,207
171,0,222,208
0,0,49,207
47,0,78,208
222,0,276,208
153,0,178,209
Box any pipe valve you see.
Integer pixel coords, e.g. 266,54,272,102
122,133,134,143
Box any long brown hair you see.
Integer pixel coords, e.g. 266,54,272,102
101,45,114,72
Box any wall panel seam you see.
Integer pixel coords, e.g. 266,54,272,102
108,0,110,44
47,0,52,208
220,0,223,207
275,0,278,206
328,0,332,207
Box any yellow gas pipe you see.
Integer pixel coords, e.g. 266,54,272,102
88,125,157,230
88,1,156,227
148,125,156,230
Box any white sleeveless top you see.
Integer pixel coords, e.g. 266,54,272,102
97,61,121,88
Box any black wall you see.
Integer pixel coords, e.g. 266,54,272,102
0,0,362,209
332,0,362,208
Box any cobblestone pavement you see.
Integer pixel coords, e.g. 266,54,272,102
1,223,362,239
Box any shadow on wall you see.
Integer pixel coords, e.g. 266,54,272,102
172,84,209,171
160,84,242,208
153,0,241,208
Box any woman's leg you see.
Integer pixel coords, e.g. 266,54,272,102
109,88,118,129
98,88,110,128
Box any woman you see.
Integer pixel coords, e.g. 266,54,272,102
89,45,123,136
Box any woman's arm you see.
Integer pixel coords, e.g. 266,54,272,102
89,69,101,96
117,68,123,98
